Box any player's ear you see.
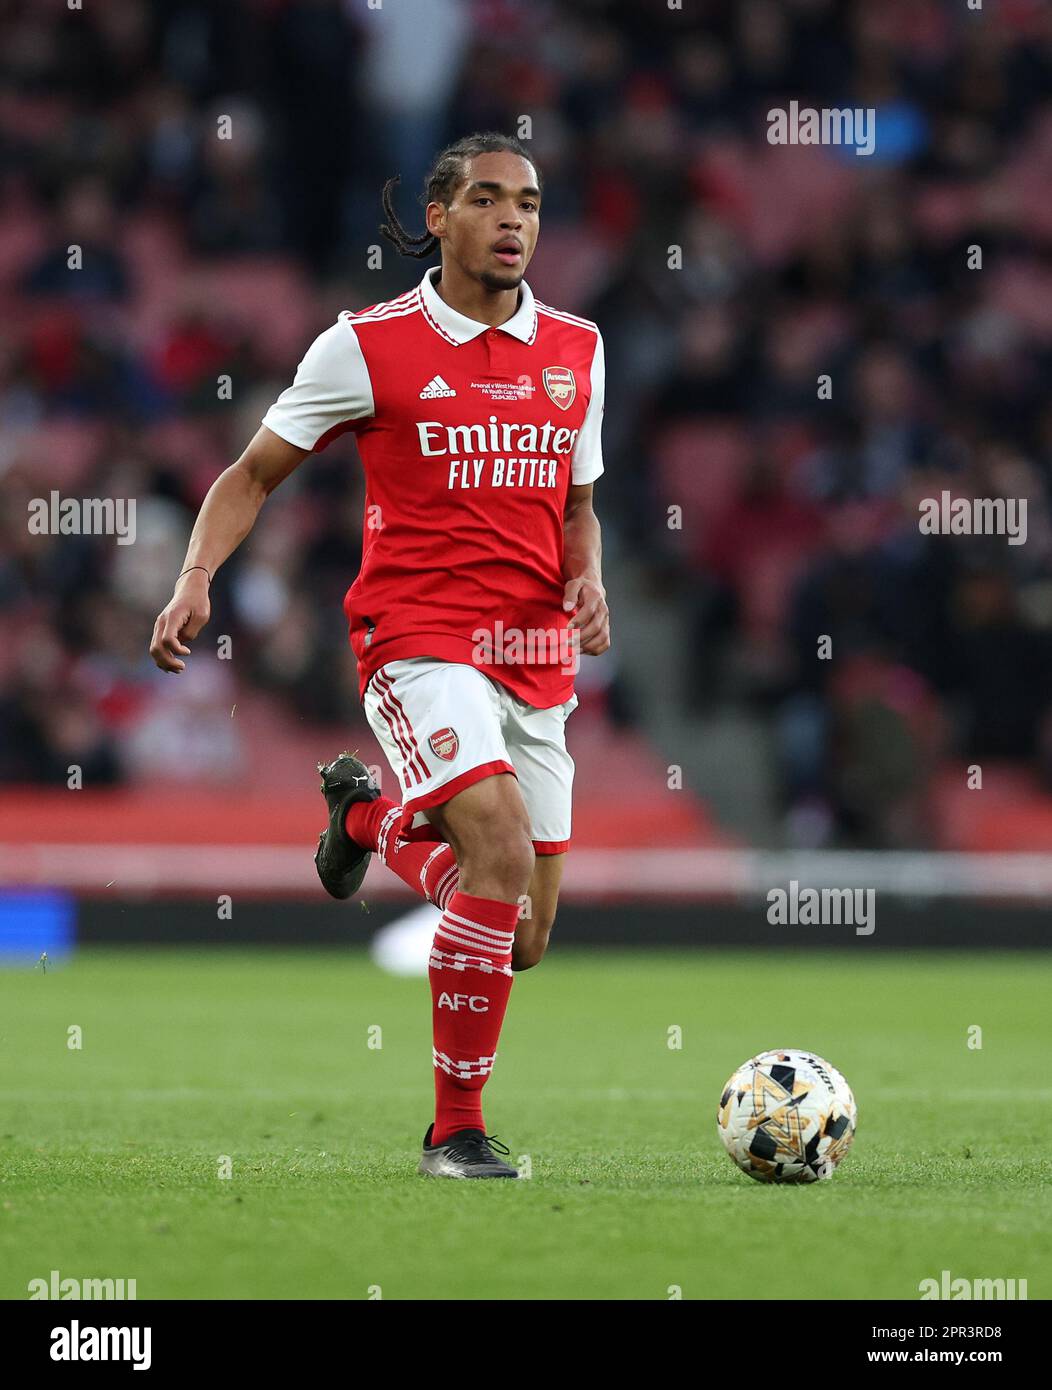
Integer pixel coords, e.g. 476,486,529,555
425,201,446,239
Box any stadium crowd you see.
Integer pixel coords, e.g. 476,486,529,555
2,0,1051,848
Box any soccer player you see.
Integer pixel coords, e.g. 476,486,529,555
150,133,609,1179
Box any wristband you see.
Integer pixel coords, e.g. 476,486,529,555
178,566,211,583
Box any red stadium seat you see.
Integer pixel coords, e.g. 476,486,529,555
932,763,1052,851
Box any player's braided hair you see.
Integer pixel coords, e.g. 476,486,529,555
380,132,540,260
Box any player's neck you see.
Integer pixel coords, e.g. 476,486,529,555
433,263,521,329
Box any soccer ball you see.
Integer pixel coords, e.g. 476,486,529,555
717,1049,857,1183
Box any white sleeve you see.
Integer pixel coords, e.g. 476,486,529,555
261,314,375,451
571,329,605,485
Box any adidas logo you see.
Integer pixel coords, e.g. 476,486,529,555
419,375,457,399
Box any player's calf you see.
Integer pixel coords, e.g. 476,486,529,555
421,775,534,1158
512,853,565,970
511,916,553,971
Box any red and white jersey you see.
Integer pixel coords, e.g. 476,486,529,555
262,266,604,709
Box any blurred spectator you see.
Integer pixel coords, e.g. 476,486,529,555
22,179,130,303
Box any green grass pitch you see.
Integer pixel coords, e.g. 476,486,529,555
1,946,1049,1300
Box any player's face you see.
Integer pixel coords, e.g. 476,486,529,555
432,151,541,291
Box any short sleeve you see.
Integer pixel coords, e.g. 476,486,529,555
570,329,605,485
261,314,375,452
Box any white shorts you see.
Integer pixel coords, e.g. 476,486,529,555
363,657,578,854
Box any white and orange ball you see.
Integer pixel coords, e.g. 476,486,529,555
718,1049,857,1183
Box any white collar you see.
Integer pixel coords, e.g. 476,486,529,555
419,266,537,345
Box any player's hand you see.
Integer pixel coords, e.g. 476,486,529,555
150,573,211,673
563,575,610,655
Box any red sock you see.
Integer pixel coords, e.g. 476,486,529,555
429,890,518,1143
345,797,460,908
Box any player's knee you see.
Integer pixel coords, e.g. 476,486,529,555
460,819,535,895
490,826,536,894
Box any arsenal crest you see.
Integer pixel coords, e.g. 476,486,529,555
429,727,459,761
543,366,576,411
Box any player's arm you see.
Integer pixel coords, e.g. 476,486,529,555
151,313,374,673
149,426,308,673
562,482,610,655
562,326,608,655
